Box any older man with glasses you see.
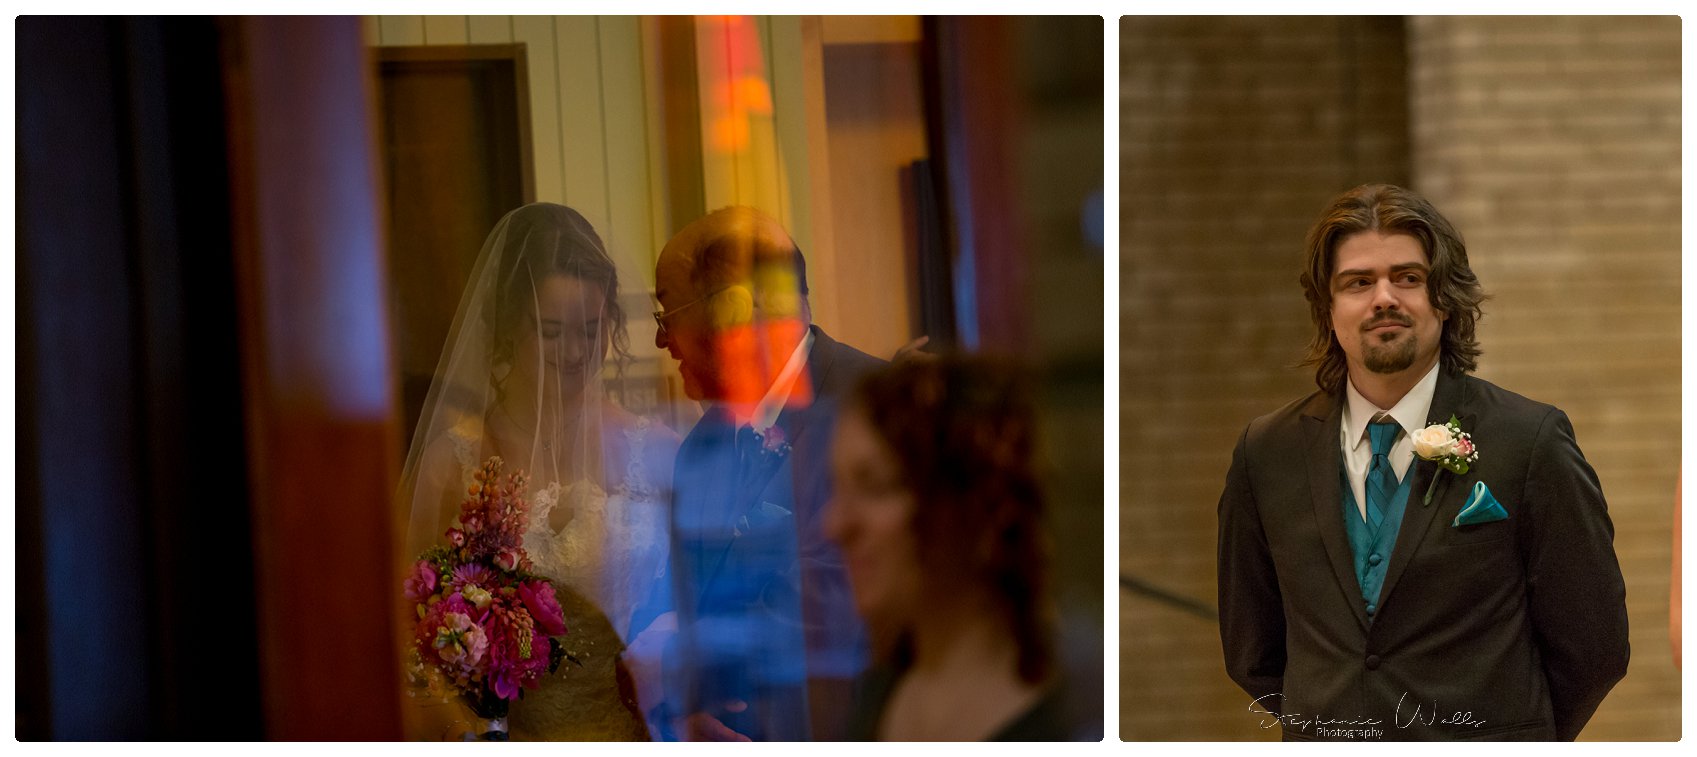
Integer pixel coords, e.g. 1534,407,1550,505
634,205,886,741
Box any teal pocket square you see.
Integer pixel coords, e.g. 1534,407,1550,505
1453,481,1509,527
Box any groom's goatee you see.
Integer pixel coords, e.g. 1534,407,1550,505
1363,333,1418,374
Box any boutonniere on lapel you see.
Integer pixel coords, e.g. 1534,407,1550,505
755,425,791,460
1411,415,1479,506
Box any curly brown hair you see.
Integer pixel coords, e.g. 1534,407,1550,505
848,354,1055,685
1298,184,1488,394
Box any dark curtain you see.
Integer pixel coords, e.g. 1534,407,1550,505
16,15,261,740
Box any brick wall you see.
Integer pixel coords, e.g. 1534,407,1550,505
1119,16,1410,739
1407,16,1681,741
1120,15,1680,741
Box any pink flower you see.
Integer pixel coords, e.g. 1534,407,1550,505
433,612,488,667
518,580,568,636
445,528,465,547
494,548,521,572
760,426,790,455
485,604,550,700
1455,436,1475,457
403,560,438,602
451,563,495,590
416,595,485,674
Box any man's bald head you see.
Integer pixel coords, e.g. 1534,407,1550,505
654,206,814,401
657,206,810,309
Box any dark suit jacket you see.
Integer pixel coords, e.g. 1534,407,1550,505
1217,370,1629,741
667,325,885,740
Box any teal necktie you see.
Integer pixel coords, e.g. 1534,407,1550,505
1365,418,1401,530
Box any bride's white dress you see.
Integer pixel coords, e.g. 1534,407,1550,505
448,416,668,740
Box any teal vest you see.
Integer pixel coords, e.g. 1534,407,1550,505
1340,464,1412,619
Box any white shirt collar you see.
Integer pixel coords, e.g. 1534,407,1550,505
1343,361,1440,452
746,328,815,434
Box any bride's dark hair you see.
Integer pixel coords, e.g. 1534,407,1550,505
481,203,633,391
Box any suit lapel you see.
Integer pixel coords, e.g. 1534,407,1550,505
1377,371,1474,610
743,328,830,506
1304,392,1371,631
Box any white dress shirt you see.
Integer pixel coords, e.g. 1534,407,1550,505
1339,362,1439,521
746,328,815,436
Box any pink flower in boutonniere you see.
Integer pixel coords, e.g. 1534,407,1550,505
1452,435,1475,458
1413,415,1479,506
759,426,791,457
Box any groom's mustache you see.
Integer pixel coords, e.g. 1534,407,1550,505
1362,312,1413,331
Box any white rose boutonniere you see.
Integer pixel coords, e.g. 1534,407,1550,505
1413,415,1478,506
1410,424,1455,459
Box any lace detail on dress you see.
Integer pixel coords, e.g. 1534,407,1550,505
619,416,656,501
449,420,480,487
523,411,657,626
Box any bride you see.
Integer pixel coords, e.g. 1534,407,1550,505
397,203,680,740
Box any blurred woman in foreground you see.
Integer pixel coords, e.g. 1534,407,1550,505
825,355,1068,740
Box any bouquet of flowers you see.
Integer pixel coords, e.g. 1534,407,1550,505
403,457,570,739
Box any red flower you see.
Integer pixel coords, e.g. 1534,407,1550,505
517,580,568,636
485,602,549,701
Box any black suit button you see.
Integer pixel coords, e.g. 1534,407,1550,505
1365,655,1381,670
1365,603,1376,615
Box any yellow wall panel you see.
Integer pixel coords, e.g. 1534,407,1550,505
378,16,424,46
693,17,791,225
597,16,658,292
693,16,738,214
422,16,467,45
467,16,511,44
790,17,840,334
819,36,925,355
768,17,817,275
512,15,565,204
556,16,612,237
743,17,785,223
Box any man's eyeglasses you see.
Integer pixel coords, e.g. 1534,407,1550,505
652,289,718,339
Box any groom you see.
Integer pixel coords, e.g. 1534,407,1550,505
649,206,883,741
1216,184,1629,741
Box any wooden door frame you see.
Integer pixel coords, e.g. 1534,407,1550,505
376,43,536,204
221,16,404,739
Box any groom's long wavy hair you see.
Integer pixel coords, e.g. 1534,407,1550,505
1298,183,1489,394
849,354,1055,685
